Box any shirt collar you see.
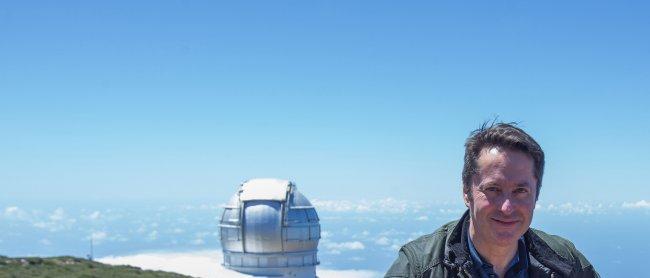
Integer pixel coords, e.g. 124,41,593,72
467,231,528,278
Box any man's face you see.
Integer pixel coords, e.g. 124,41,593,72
464,147,537,248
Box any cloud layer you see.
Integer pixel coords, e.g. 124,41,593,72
98,250,381,278
3,199,648,276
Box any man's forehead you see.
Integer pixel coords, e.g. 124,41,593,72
478,147,533,164
475,147,536,183
488,147,500,155
479,176,535,187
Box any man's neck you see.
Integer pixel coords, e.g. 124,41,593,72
468,222,518,277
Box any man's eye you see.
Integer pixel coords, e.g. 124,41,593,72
485,187,499,192
514,188,529,194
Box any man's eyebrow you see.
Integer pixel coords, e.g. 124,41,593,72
479,181,500,188
516,182,532,188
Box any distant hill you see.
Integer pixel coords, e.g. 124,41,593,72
0,255,192,278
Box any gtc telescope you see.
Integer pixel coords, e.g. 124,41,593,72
220,179,320,277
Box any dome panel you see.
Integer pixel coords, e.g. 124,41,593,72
289,190,313,207
225,193,239,208
306,208,319,222
221,208,239,224
240,178,290,201
243,201,283,253
286,208,308,224
310,225,320,239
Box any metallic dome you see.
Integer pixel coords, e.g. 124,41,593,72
220,179,320,277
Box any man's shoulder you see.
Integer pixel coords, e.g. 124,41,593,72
403,219,457,251
384,219,459,277
529,228,595,272
400,220,458,265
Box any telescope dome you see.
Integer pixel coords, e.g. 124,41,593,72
220,178,320,277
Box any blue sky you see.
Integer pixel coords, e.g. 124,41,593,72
1,1,649,205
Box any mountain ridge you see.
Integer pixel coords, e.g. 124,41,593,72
0,255,193,277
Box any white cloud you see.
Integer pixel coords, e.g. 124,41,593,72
99,250,248,278
191,232,210,245
5,206,20,215
415,215,429,221
191,238,205,245
377,229,401,236
98,250,381,278
40,239,52,245
318,269,382,278
622,200,650,209
33,207,77,232
171,228,184,234
536,202,605,215
3,206,29,220
533,200,650,214
195,232,210,238
89,211,101,220
311,198,424,214
109,234,129,243
352,230,370,240
325,241,365,254
438,208,465,215
92,231,108,242
375,236,390,246
198,204,220,210
50,208,66,221
321,230,331,239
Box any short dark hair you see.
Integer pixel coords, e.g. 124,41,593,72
462,122,545,199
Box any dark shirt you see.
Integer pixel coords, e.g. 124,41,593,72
467,233,529,278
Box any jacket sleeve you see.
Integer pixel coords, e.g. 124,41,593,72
569,260,600,278
572,250,601,278
578,265,601,278
569,241,601,278
384,249,415,278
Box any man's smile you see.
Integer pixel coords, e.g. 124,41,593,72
491,217,520,227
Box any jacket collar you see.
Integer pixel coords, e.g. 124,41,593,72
443,210,473,270
444,210,574,277
524,229,574,276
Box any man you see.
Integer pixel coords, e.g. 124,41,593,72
385,122,599,278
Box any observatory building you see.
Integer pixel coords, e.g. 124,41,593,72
219,179,321,277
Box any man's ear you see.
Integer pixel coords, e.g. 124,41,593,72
463,188,471,208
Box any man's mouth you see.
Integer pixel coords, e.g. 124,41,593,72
491,218,519,226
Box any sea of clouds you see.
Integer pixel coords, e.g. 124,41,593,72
98,250,381,278
2,198,649,277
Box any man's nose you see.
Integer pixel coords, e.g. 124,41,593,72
500,197,514,215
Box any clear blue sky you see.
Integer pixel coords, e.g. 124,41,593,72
1,1,648,204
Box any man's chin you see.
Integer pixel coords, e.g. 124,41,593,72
490,230,522,246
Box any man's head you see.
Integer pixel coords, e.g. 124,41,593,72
461,122,544,248
462,122,545,199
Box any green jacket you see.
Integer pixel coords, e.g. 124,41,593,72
385,211,599,278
